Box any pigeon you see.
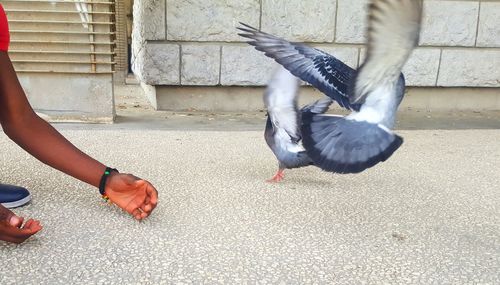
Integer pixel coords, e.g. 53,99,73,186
264,66,333,182
238,0,423,174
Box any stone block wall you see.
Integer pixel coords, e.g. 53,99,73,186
132,0,500,89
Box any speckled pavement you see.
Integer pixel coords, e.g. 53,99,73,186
1,126,499,284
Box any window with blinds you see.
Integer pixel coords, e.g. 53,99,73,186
2,0,116,74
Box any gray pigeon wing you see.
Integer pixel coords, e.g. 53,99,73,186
299,0,422,174
238,23,360,111
351,0,423,105
301,97,334,114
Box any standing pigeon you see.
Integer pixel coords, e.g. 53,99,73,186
264,66,333,182
239,0,423,174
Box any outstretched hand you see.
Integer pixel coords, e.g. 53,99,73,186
0,205,42,244
104,173,158,220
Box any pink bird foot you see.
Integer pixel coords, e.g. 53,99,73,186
266,169,285,183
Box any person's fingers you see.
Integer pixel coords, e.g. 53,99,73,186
35,221,43,231
29,224,42,234
0,217,42,244
23,219,34,229
129,205,149,220
5,225,38,239
141,204,152,213
130,208,142,220
137,196,155,215
29,222,43,234
26,220,42,232
125,195,145,213
133,183,157,217
146,184,158,207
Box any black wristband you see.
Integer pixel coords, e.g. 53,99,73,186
98,167,118,196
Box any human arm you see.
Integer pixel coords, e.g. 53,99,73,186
0,52,158,221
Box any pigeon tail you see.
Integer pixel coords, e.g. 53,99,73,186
301,113,402,174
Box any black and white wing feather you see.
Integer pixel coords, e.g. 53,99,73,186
351,0,423,104
300,0,422,174
238,23,360,111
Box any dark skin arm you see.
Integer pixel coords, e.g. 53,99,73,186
0,52,106,186
0,51,158,243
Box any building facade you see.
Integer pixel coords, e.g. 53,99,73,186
132,0,500,112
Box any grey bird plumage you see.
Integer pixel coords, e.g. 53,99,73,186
239,0,423,174
264,67,333,181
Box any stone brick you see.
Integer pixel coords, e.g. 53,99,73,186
132,0,166,41
438,49,500,87
335,0,369,44
181,45,221,86
420,1,479,47
136,43,180,85
167,0,260,42
261,0,336,42
221,45,279,86
477,2,500,47
402,48,441,86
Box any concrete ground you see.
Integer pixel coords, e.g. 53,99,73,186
0,84,499,284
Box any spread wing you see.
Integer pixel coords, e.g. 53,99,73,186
238,23,360,111
351,0,423,104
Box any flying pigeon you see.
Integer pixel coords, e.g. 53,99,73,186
238,0,423,174
264,66,333,182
